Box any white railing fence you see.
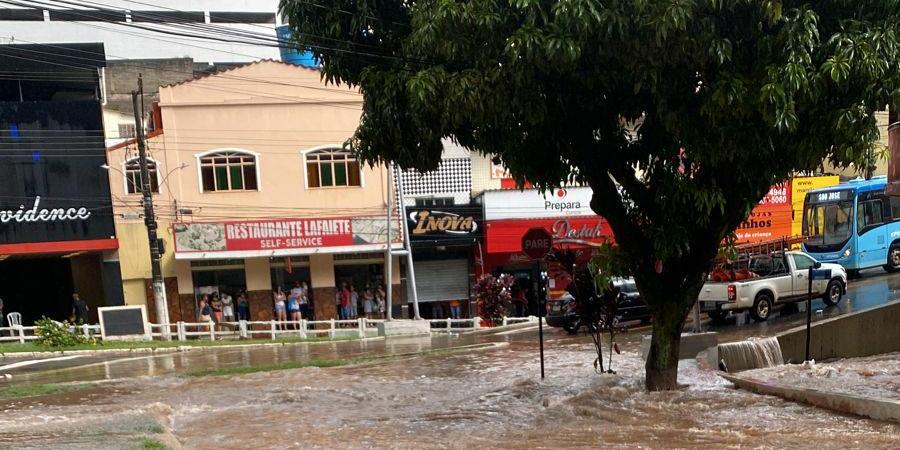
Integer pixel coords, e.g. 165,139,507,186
0,316,538,344
426,316,538,333
0,323,101,343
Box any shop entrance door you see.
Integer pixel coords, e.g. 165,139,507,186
0,257,74,325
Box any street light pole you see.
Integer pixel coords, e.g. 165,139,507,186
385,165,393,321
132,78,170,339
395,163,421,320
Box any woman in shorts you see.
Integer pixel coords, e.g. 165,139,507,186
273,286,287,330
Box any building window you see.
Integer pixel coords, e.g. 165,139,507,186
125,158,159,194
305,148,361,188
118,123,136,138
199,151,258,192
415,197,454,207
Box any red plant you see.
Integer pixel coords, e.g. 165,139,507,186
474,274,514,324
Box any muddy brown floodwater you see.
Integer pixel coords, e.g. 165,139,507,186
1,330,898,449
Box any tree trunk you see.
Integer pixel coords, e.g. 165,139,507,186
644,302,687,391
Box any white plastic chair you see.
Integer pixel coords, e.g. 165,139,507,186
6,312,22,339
6,312,21,328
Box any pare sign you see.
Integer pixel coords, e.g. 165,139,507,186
522,227,553,260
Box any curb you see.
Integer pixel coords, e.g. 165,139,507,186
721,372,900,423
0,336,385,359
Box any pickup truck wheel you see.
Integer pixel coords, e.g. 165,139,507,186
750,293,773,322
885,245,900,273
822,280,843,306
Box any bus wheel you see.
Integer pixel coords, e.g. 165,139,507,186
885,244,900,273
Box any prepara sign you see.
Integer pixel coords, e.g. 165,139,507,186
0,196,91,224
482,187,595,220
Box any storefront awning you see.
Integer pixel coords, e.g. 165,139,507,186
0,238,118,256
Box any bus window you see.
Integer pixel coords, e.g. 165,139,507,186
890,196,900,221
804,200,852,249
857,200,884,234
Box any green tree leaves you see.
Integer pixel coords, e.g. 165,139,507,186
280,0,900,330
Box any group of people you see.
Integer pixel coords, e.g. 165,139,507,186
272,281,310,329
336,282,387,320
197,291,250,325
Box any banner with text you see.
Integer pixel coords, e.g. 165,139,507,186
174,215,400,254
735,181,793,244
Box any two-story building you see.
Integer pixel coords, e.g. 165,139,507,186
106,60,403,322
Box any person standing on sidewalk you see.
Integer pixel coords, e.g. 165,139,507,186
350,285,359,319
299,281,310,320
273,287,287,330
72,293,89,325
340,282,352,322
221,291,235,323
449,300,462,320
237,291,250,321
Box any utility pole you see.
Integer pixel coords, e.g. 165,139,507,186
385,165,393,321
395,163,421,319
133,77,170,338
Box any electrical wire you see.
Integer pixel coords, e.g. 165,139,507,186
0,45,365,110
6,0,418,65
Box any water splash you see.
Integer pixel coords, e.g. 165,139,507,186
717,337,784,372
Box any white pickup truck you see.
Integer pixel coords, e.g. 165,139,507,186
699,251,847,322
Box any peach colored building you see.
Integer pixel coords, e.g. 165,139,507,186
106,60,403,322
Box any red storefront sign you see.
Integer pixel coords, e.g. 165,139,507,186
735,181,794,244
485,217,613,254
173,216,393,253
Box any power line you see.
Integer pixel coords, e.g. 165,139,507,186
6,0,416,64
0,45,365,110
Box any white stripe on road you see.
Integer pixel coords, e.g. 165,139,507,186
0,355,83,371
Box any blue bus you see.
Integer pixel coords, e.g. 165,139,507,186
802,176,900,275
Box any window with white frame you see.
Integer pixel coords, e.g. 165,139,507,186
199,151,258,192
125,157,159,194
305,148,361,188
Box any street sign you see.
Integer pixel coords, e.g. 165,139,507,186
522,227,553,260
805,266,831,361
810,268,832,280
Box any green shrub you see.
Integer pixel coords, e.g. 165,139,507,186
34,317,96,348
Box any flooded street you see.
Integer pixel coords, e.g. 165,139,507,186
2,274,900,449
2,329,899,449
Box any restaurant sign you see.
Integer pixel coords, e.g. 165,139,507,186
174,215,400,254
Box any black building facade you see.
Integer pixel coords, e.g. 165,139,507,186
405,205,483,319
0,44,123,325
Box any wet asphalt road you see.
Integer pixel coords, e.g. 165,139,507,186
2,268,899,386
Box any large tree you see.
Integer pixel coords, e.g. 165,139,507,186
280,0,900,390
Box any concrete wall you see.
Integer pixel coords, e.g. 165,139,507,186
777,300,900,363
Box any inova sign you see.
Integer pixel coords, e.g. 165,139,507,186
407,207,483,240
481,187,595,220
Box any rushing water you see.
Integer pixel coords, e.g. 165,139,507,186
1,331,898,449
717,337,785,372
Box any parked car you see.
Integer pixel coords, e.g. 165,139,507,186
546,291,579,333
615,278,652,324
699,251,847,322
545,278,650,334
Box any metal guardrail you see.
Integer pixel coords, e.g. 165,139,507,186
0,316,539,344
